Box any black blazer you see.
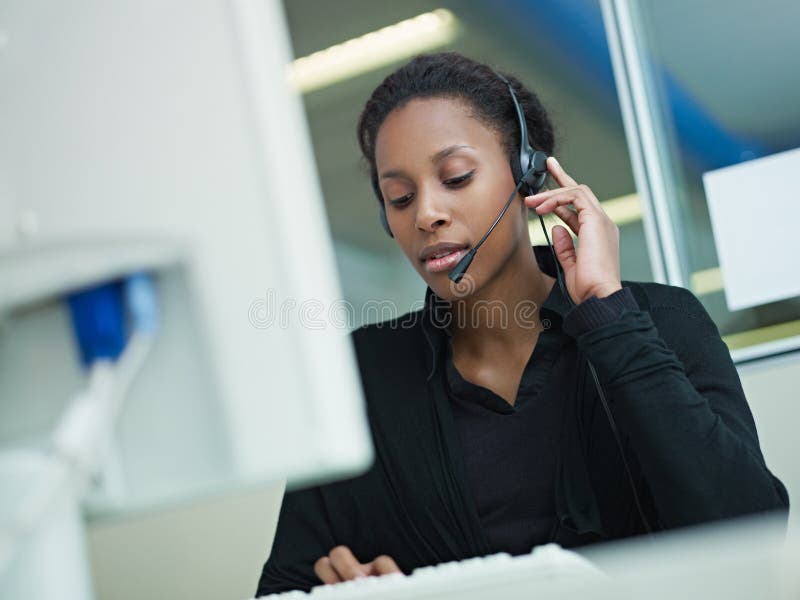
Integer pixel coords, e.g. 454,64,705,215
256,248,789,595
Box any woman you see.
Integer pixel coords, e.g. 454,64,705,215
256,52,788,595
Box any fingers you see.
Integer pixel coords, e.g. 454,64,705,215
324,546,369,582
526,190,601,229
315,547,402,586
552,225,577,271
314,556,344,585
552,205,579,235
530,157,603,211
370,555,402,576
546,156,577,187
528,184,603,212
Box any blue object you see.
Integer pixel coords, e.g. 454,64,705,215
67,272,159,367
67,281,127,367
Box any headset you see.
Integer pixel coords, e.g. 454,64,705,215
372,70,653,534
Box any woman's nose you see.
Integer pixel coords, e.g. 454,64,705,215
414,190,450,232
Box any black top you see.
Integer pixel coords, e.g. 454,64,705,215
443,277,573,555
255,246,789,596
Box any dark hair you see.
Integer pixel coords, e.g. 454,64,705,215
356,52,556,205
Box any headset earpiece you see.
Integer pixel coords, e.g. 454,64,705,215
495,71,549,197
521,150,548,197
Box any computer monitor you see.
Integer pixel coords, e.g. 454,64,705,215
0,0,372,517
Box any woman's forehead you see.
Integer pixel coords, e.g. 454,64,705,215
374,97,503,168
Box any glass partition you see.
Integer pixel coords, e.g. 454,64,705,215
602,0,800,361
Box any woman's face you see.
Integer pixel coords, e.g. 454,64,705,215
374,97,530,300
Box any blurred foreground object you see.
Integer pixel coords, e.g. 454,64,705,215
0,1,372,598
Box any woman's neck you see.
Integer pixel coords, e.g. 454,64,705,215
447,243,555,361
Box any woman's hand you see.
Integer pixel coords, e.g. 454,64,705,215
314,545,402,585
525,157,622,304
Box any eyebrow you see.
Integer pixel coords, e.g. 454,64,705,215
378,144,475,180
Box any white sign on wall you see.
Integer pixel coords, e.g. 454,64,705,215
702,146,800,311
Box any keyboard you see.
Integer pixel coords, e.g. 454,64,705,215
253,543,605,600
252,516,800,600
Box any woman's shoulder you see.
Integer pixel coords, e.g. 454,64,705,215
624,280,710,318
622,280,724,352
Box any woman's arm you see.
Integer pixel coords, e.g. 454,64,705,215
563,284,789,528
528,156,788,528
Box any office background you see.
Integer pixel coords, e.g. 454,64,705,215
81,1,799,599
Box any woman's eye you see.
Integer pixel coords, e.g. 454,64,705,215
444,170,475,187
388,193,413,208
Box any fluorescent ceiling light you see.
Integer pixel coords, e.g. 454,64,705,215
287,9,459,94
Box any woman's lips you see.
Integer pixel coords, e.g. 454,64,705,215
423,248,470,273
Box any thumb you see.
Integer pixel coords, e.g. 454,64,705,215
552,225,576,271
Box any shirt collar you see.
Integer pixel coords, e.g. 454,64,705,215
420,245,571,381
